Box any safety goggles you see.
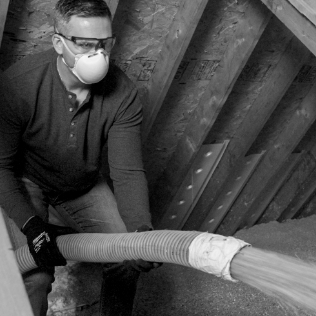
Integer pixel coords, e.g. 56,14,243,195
55,32,116,54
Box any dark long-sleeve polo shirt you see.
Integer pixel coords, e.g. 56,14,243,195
0,48,151,230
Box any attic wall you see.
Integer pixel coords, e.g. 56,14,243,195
1,0,316,236
144,0,247,188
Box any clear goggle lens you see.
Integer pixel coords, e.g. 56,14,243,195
55,32,116,54
73,37,116,53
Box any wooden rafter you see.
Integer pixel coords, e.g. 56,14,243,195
260,0,316,57
277,137,316,221
157,141,229,230
141,0,210,141
0,211,34,316
200,152,265,232
151,0,272,226
255,153,303,224
0,0,10,48
184,35,310,231
287,0,316,27
107,0,120,16
278,167,316,221
218,77,316,236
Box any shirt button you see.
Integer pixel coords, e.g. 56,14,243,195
69,108,74,112
68,95,73,99
71,121,76,126
70,133,75,138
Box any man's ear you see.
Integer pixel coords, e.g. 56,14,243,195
52,34,63,55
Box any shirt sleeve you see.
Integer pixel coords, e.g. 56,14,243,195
0,75,36,229
107,86,152,232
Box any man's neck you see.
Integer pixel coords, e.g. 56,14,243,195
57,56,91,94
57,57,91,107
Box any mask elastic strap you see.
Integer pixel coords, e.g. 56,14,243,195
58,36,78,69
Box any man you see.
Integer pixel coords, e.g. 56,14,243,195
0,1,160,315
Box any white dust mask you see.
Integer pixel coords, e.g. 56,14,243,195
60,36,109,84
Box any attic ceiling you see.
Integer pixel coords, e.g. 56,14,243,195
1,0,316,236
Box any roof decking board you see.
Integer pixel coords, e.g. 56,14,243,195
0,0,10,48
260,0,316,57
218,77,316,235
185,33,310,231
150,0,271,225
144,0,246,188
258,152,316,224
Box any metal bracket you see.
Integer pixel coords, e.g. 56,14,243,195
200,151,265,233
157,140,229,230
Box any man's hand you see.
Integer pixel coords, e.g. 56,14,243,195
21,216,76,268
123,224,163,272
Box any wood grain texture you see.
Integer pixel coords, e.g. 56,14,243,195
287,0,316,27
184,34,309,231
151,0,271,226
0,210,34,316
142,0,210,141
260,0,316,56
0,0,10,48
218,77,316,236
256,153,303,224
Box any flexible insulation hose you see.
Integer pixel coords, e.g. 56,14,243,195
15,230,249,281
15,230,316,314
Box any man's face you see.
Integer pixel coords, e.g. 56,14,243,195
60,15,112,67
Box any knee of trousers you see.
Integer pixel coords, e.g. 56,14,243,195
23,269,55,295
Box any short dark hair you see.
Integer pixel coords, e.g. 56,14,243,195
54,0,112,30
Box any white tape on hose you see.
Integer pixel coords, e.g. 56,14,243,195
188,233,250,282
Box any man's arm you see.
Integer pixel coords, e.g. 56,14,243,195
0,74,74,268
0,74,36,229
107,86,152,232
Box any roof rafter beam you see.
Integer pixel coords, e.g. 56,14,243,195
0,210,34,315
0,0,10,48
107,0,120,17
287,0,316,27
142,0,210,141
151,0,272,226
189,35,310,232
218,76,316,236
260,0,316,57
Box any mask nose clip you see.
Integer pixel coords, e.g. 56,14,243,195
88,50,106,58
88,52,98,58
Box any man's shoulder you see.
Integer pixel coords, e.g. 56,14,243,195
109,63,134,84
4,48,57,80
97,63,136,95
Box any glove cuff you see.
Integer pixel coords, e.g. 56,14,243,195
21,215,43,234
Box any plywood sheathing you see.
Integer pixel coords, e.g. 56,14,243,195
182,18,310,232
217,66,316,235
205,17,295,143
111,0,179,86
297,191,316,219
0,0,56,70
247,54,316,156
0,0,175,72
144,0,249,191
150,0,272,227
258,152,316,224
0,210,34,316
261,0,316,58
0,0,10,48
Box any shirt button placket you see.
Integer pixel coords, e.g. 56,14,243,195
68,94,76,146
69,120,77,146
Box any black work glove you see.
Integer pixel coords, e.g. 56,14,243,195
122,225,163,272
21,216,76,269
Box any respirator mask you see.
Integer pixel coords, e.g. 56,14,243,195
57,31,115,84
